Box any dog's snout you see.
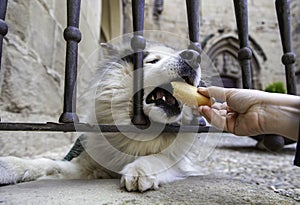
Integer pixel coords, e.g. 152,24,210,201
179,49,201,70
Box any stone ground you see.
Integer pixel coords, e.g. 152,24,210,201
0,134,299,205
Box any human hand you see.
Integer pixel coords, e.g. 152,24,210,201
197,86,267,136
197,86,300,140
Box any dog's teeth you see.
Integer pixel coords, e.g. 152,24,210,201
152,95,155,101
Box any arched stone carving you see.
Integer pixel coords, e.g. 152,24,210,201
204,35,263,89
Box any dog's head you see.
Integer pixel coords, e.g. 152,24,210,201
142,45,202,124
89,43,204,126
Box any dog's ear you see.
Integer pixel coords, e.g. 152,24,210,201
100,43,119,57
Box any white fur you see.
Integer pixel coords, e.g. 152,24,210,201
0,44,205,192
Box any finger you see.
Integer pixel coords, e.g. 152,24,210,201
211,102,226,110
197,87,209,97
221,102,228,110
199,106,227,131
198,106,210,118
205,86,227,101
198,87,216,106
192,108,201,115
227,106,235,112
210,108,227,131
225,111,238,134
218,109,227,117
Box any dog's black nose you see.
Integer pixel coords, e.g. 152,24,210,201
179,49,201,70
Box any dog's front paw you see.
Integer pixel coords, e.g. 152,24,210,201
120,161,159,192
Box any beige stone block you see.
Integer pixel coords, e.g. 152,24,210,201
6,1,30,42
53,0,66,28
51,25,66,78
28,1,56,69
85,1,101,39
1,45,62,117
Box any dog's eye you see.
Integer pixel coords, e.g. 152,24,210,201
146,59,160,64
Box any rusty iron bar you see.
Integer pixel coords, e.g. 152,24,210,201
59,0,81,123
186,0,202,54
0,122,222,133
0,0,8,75
182,0,202,78
275,0,299,166
0,0,8,122
295,121,300,166
233,0,252,89
131,0,148,125
275,0,297,95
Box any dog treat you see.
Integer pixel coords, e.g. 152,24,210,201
171,81,211,107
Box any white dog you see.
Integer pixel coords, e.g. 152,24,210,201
0,43,208,192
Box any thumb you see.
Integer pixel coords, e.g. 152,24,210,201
198,86,226,102
197,87,209,97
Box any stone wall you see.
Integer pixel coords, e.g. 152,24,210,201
124,0,300,90
0,0,101,157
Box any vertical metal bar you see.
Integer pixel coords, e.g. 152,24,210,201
131,0,148,125
59,0,81,123
275,0,297,95
233,0,252,89
276,0,300,166
186,0,202,54
295,120,300,167
0,0,8,73
0,0,8,122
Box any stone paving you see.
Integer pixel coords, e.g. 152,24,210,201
0,134,299,204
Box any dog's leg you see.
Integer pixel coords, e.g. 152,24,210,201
0,156,82,185
120,154,194,192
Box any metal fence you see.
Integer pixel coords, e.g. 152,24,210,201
0,0,298,164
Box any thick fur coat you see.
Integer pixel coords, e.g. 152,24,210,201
0,44,207,192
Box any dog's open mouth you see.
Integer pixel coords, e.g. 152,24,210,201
146,83,181,116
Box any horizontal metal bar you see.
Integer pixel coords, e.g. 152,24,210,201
0,122,222,133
